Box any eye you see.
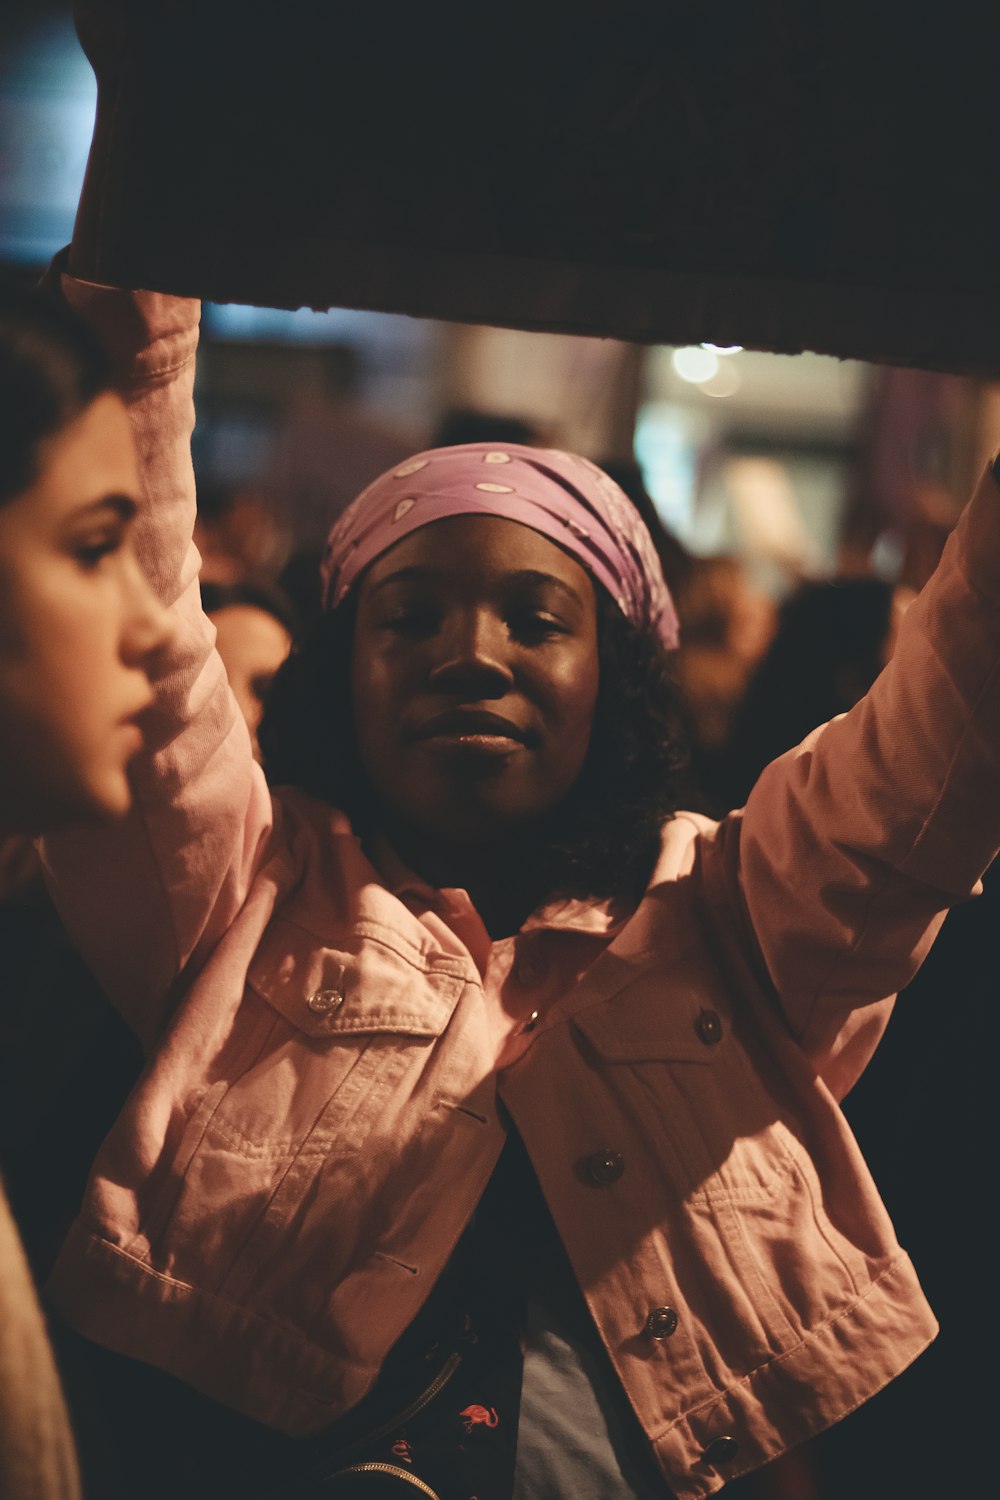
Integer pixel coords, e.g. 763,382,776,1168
507,609,568,642
381,604,441,638
72,528,125,570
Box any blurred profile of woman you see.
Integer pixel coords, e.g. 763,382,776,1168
0,275,169,1500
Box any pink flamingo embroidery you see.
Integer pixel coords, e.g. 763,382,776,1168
460,1404,499,1432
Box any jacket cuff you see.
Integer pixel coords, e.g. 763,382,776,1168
42,247,200,386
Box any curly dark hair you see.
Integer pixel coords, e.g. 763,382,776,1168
259,589,692,904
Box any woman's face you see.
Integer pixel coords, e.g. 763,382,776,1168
351,515,600,845
0,392,171,833
210,603,293,760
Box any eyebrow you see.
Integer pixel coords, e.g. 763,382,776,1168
66,493,139,525
369,566,586,605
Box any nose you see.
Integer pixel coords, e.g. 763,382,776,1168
428,608,514,696
120,554,174,669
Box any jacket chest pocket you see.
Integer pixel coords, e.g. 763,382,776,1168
147,921,468,1289
572,960,804,1206
202,918,467,1159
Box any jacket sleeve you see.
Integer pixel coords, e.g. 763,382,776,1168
38,270,273,1051
718,461,1000,1095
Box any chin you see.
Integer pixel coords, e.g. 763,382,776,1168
422,799,546,846
89,770,134,820
52,767,133,830
0,746,133,835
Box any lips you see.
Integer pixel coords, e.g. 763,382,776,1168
118,719,145,753
118,685,155,745
411,708,534,747
121,689,154,728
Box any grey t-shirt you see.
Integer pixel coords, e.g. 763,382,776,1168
515,1289,674,1499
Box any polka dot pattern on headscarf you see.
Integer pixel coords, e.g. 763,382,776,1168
319,442,679,647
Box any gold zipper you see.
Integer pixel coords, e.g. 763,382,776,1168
272,1348,462,1498
328,1461,442,1497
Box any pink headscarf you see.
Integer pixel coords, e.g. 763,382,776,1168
320,443,679,647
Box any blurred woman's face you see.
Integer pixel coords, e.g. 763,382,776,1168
210,604,292,760
0,393,171,833
351,515,600,846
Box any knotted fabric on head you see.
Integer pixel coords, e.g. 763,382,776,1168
319,443,679,648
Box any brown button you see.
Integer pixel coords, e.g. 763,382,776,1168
695,1008,722,1045
644,1306,679,1340
701,1436,739,1466
585,1149,625,1186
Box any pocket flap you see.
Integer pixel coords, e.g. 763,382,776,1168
573,962,728,1064
247,918,467,1040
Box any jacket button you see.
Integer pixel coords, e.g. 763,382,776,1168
585,1149,625,1185
695,1008,723,1045
701,1436,739,1466
307,988,344,1015
644,1306,679,1340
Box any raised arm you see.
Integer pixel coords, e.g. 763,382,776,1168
706,461,1000,1096
39,268,273,1049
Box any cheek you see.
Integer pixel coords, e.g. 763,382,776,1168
0,557,40,663
0,590,74,699
7,560,118,667
0,562,139,821
541,656,600,776
350,656,398,775
27,598,129,763
48,600,117,692
562,652,601,729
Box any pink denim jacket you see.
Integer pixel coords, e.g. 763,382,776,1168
40,277,1000,1498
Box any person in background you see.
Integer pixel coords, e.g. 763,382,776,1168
193,477,291,585
598,459,777,815
597,460,695,601
200,580,300,761
0,273,169,1500
667,556,776,811
714,576,909,811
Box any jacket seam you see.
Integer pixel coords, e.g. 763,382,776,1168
132,352,197,382
646,1249,915,1443
266,909,476,980
73,1231,380,1378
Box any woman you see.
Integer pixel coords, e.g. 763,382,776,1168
0,278,169,1500
200,579,300,761
40,269,1000,1500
